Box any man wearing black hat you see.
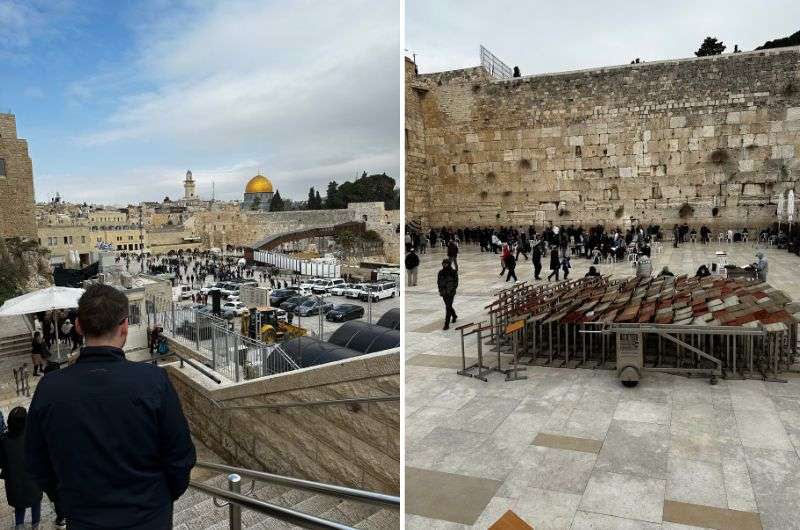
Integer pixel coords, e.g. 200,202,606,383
25,284,196,530
437,259,459,330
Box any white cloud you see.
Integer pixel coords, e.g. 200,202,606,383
63,0,400,203
407,0,800,75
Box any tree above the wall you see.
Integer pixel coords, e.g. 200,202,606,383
695,37,726,57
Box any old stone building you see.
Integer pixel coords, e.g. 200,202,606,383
0,113,37,238
406,46,800,229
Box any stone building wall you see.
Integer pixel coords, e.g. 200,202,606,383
0,114,37,238
165,350,400,495
190,202,399,261
406,47,800,229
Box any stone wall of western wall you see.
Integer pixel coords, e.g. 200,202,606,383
165,350,400,495
0,114,37,238
407,47,800,230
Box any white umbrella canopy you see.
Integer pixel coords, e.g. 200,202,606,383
777,192,786,219
0,286,84,316
789,189,796,224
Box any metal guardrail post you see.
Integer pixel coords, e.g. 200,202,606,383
228,473,242,530
171,301,176,334
234,334,241,382
211,326,217,371
195,315,201,351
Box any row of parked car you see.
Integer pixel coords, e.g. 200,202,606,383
278,278,399,302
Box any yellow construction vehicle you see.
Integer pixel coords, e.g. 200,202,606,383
241,306,307,344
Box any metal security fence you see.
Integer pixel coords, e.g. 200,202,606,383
146,297,300,382
480,45,513,79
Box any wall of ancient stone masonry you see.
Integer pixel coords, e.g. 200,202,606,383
406,47,800,230
0,114,37,238
190,202,399,261
165,350,400,495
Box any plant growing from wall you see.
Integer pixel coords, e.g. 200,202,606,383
519,159,531,170
710,149,729,165
615,206,624,219
712,207,720,217
679,203,694,218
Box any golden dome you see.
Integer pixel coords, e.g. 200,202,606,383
245,174,273,194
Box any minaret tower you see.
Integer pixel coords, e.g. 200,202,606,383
183,170,196,199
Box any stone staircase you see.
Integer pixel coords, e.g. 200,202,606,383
0,333,31,360
175,439,399,529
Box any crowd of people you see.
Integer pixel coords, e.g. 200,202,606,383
405,221,775,331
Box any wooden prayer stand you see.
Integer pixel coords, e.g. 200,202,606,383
501,319,527,381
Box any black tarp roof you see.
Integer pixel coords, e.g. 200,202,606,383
328,321,400,353
376,308,400,330
279,337,364,368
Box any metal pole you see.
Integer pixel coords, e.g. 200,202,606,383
228,473,242,530
234,334,240,383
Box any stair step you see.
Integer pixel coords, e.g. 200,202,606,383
353,508,401,529
320,500,381,526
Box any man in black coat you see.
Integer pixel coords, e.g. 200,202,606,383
25,284,196,530
437,259,459,330
532,244,543,280
405,248,420,287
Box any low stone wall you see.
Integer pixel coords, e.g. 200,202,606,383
165,350,400,495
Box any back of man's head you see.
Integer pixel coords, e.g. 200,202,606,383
77,284,129,346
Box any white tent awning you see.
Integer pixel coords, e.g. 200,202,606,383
0,286,85,316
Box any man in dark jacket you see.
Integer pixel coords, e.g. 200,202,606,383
437,259,459,330
531,244,543,280
25,284,196,530
447,240,459,271
405,248,420,287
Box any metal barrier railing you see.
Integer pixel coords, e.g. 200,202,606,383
13,364,31,397
190,461,400,530
189,477,356,530
146,297,300,383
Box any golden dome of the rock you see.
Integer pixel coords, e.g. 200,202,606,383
244,174,274,194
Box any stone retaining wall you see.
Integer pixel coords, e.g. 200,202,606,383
165,349,400,495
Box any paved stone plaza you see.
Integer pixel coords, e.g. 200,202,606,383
405,241,800,529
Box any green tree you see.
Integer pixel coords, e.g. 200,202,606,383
314,190,322,209
269,190,285,211
307,187,315,209
695,37,726,57
325,181,345,209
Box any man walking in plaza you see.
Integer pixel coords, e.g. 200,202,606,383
25,284,196,530
532,244,543,280
447,238,459,271
405,247,420,287
437,259,459,330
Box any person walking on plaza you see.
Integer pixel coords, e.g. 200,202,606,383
405,248,420,287
447,239,459,271
561,255,571,279
754,252,768,281
25,284,196,530
532,244,543,280
30,332,49,377
547,247,560,281
437,259,459,330
504,252,518,282
672,224,680,248
0,407,45,529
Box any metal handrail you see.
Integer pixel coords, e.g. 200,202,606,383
138,352,222,384
194,461,400,509
214,394,400,410
189,479,356,530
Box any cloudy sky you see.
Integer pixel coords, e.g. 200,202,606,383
406,0,800,75
0,0,400,204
